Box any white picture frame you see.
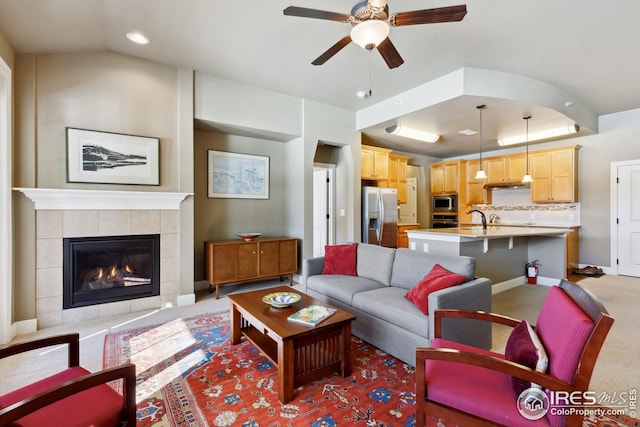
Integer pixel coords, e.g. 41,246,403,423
208,150,269,199
66,127,160,185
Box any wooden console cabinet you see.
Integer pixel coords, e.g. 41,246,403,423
205,237,298,298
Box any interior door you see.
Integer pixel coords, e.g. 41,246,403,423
616,162,640,277
314,166,334,256
399,177,418,224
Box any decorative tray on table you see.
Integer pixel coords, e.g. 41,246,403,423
262,292,301,308
237,232,262,242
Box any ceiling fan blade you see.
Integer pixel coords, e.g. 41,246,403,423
377,38,404,69
391,5,467,26
283,6,351,23
312,35,352,65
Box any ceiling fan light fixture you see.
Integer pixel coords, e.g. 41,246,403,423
385,125,439,143
350,20,390,50
498,124,579,146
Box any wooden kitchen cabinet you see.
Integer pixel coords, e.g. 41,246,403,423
205,237,298,298
487,154,527,184
388,154,409,204
431,161,461,194
397,224,419,248
466,159,490,204
530,146,580,202
507,154,527,182
486,157,507,184
361,145,392,180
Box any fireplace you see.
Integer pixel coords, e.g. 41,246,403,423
63,234,160,309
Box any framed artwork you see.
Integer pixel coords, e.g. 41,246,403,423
208,150,269,199
66,127,160,185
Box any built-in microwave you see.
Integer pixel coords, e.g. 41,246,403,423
432,194,457,213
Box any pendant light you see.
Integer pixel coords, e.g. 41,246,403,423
474,105,488,180
521,115,534,183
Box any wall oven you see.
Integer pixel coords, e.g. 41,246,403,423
432,194,457,213
431,214,458,228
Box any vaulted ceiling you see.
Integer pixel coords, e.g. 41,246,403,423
1,0,638,157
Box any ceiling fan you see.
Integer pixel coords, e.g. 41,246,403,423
283,0,467,69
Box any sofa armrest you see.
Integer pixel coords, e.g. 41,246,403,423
302,257,325,291
427,277,492,349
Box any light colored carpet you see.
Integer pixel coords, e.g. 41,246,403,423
1,276,635,400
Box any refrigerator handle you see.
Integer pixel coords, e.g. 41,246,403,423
377,191,384,244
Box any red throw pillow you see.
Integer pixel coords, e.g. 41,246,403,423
505,320,549,398
404,264,466,315
322,243,357,276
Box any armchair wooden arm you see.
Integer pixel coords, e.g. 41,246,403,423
416,347,571,395
0,333,80,366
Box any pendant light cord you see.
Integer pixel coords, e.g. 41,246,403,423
525,115,531,173
477,105,486,168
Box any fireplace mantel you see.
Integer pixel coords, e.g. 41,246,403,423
14,188,192,210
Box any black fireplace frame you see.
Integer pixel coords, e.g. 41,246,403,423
63,234,161,309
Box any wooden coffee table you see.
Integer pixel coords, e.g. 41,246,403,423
227,285,356,403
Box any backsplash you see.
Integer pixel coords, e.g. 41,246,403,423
471,188,580,227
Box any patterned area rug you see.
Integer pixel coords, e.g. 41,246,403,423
104,311,416,426
104,311,638,427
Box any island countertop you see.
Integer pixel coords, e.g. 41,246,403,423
406,225,572,242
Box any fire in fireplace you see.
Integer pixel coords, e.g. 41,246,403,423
63,234,160,309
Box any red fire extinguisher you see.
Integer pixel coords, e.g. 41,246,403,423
526,260,540,285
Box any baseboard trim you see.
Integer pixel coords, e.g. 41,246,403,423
177,293,196,306
492,277,526,294
492,276,559,294
14,318,37,337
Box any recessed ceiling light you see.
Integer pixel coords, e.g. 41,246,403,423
458,129,478,136
126,32,149,45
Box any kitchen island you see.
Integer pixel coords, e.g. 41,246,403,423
407,226,573,288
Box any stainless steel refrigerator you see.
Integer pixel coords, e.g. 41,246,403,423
362,187,398,247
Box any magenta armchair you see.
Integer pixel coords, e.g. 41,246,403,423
415,280,614,427
0,333,136,427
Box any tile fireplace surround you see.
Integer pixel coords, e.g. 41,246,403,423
17,188,191,329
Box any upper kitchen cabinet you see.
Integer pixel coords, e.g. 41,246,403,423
361,145,392,180
389,154,410,204
466,159,490,204
486,154,526,184
530,145,581,203
431,160,465,195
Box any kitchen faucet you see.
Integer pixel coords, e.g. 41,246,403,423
466,209,487,230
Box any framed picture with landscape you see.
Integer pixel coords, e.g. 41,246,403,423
208,150,269,199
66,127,160,185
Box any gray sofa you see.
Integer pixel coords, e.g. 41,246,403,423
302,243,492,366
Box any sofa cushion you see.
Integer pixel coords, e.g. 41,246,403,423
390,248,475,290
352,287,429,338
404,264,467,315
322,243,357,275
306,274,384,306
505,320,548,397
356,244,395,286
